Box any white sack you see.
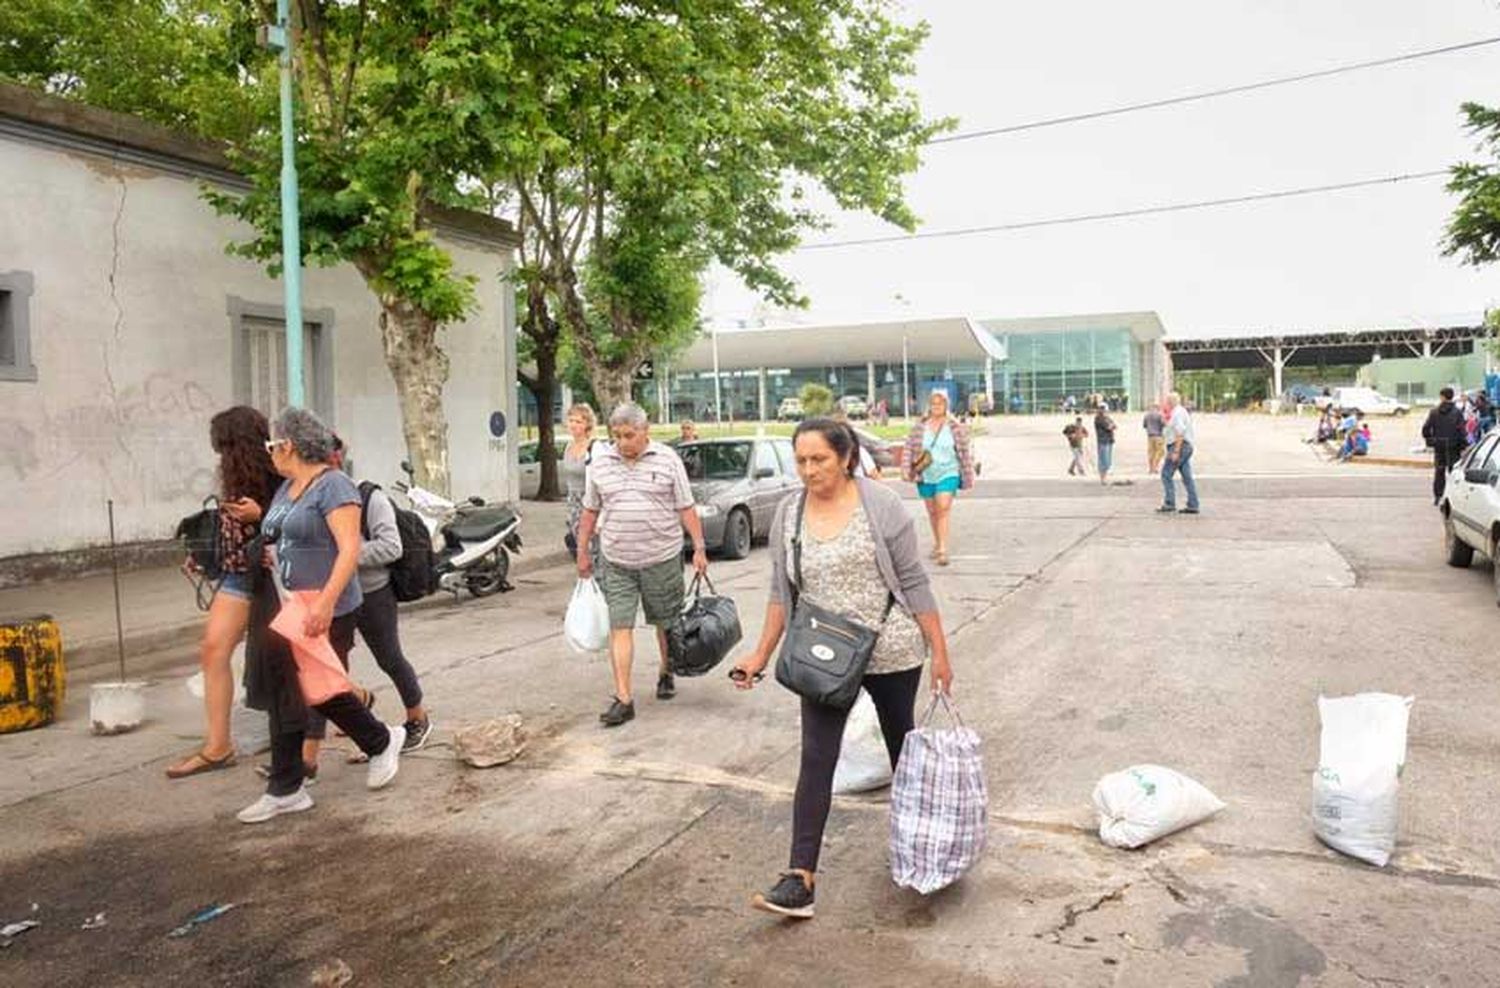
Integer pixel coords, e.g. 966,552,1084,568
1312,692,1414,867
1092,764,1226,849
833,691,893,794
564,578,611,654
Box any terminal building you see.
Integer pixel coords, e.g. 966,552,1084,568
653,311,1169,421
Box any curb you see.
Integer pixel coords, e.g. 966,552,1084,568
64,546,575,676
1347,457,1431,470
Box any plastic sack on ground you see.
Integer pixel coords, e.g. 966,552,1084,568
833,690,893,794
1312,692,1414,867
1092,765,1226,849
667,573,742,677
564,578,610,654
890,694,988,894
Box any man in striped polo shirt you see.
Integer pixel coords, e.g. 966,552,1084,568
576,404,709,727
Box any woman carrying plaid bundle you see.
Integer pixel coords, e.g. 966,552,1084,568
730,419,955,919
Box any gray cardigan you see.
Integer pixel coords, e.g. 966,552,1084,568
768,476,939,617
357,486,404,594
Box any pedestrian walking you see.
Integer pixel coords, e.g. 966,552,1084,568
562,403,605,559
1157,392,1200,515
332,438,432,753
676,419,700,445
1094,405,1117,485
1063,416,1089,476
574,404,709,727
1422,387,1468,505
903,390,975,567
238,408,403,824
729,419,955,920
1142,404,1166,473
166,407,282,780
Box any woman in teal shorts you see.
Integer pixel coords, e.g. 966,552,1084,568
904,391,975,565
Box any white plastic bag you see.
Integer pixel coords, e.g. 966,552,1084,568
1092,764,1225,849
564,578,610,654
1312,692,1413,867
833,691,893,794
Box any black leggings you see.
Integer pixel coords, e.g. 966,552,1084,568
355,584,424,711
305,612,358,742
267,692,390,796
790,667,923,872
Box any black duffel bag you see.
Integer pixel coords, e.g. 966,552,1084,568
667,573,742,677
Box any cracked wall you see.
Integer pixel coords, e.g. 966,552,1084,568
0,134,515,558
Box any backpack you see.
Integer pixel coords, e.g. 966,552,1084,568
175,496,223,580
358,481,437,602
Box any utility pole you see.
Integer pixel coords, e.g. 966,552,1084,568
711,324,723,425
262,0,305,408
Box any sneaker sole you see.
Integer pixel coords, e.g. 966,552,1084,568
751,895,814,920
238,797,314,825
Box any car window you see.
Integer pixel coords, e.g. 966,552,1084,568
1478,436,1500,469
679,442,752,481
753,442,779,477
773,439,796,476
518,443,538,465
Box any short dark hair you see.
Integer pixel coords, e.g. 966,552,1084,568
1441,387,1455,401
793,417,859,476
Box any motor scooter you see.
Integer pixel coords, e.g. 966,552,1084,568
393,460,522,598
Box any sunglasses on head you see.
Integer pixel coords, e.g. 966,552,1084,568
264,439,288,454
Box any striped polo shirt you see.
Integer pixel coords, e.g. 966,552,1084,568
583,441,695,568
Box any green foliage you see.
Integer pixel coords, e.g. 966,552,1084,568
799,383,834,416
1445,102,1500,267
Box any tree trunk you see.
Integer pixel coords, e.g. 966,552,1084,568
377,296,452,496
521,280,564,500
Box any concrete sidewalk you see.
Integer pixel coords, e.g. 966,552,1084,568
0,499,571,674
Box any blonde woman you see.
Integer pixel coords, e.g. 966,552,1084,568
903,391,975,566
562,403,605,558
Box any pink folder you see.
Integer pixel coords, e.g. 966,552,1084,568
269,590,352,706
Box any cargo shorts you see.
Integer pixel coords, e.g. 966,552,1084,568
599,555,686,630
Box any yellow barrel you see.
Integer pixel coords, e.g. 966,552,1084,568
0,615,66,733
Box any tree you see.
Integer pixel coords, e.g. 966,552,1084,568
799,383,833,417
5,2,521,496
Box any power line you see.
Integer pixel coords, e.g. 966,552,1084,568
928,36,1500,146
798,170,1450,250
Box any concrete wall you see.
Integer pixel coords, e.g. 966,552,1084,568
0,134,517,559
1355,352,1490,401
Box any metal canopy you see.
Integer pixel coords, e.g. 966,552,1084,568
1166,324,1488,372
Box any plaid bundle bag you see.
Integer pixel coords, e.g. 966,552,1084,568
889,693,988,894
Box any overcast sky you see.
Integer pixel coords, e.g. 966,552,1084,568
705,0,1500,338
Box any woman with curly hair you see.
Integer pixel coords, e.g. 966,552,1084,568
166,406,281,779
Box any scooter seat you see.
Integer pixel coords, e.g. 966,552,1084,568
447,504,517,543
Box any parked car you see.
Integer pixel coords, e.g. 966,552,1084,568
776,397,804,421
837,395,869,419
849,426,898,471
1283,383,1326,406
1440,431,1500,604
1328,387,1409,416
517,439,568,499
677,437,801,559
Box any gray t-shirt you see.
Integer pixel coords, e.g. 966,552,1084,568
1143,409,1165,437
264,470,365,617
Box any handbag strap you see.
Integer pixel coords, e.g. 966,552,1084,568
688,570,718,598
789,490,808,606
919,690,964,728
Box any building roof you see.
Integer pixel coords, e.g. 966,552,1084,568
672,311,1163,371
0,81,519,250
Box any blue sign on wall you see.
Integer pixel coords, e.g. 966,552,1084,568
489,411,507,439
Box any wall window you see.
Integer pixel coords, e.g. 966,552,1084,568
0,271,37,382
227,297,335,421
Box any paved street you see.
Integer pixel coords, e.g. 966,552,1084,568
3,460,1498,986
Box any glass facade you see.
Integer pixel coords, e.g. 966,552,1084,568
657,326,1153,420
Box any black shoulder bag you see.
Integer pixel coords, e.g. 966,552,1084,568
774,492,892,709
174,495,224,611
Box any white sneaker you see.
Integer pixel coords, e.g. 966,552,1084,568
237,786,314,824
366,724,405,790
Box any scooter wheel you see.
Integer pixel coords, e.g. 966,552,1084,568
465,550,511,597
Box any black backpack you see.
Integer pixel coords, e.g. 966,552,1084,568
175,496,223,580
358,482,437,602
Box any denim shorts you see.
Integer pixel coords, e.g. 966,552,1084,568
218,571,252,600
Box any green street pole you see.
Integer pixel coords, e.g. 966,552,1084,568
265,0,305,408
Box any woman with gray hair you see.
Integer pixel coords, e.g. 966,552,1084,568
238,407,404,824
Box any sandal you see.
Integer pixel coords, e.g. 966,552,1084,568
936,549,950,567
165,749,237,780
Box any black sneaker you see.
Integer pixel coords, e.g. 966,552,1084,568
752,871,815,919
600,698,636,727
1178,507,1200,515
656,674,676,700
1155,505,1176,514
402,717,433,753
